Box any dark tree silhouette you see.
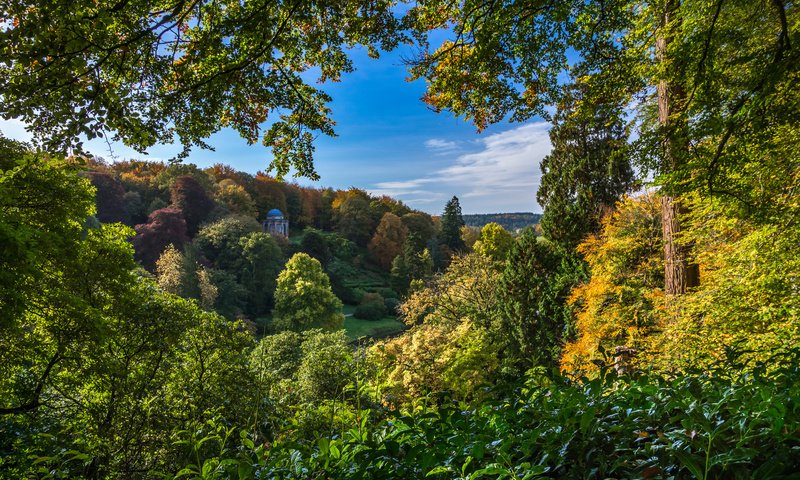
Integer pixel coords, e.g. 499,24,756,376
85,171,129,224
170,175,215,236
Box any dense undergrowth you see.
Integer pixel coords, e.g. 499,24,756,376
165,351,800,480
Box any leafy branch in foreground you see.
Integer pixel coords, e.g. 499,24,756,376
0,0,405,177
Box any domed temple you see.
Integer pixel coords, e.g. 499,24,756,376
263,208,289,237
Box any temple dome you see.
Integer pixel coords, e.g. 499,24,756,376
266,208,284,218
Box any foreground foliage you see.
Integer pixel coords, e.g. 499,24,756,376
172,353,800,479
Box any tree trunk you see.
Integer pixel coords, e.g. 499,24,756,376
661,196,699,295
656,1,699,298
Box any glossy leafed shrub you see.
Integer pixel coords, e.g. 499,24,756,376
167,351,800,479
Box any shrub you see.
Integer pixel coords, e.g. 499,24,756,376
354,293,387,320
377,288,400,300
383,297,401,315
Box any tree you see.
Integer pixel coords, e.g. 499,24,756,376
252,174,287,219
271,253,344,332
368,212,408,271
390,233,433,295
440,196,465,252
250,329,355,409
300,228,332,267
238,232,284,317
561,194,664,375
299,187,323,228
317,189,336,230
498,230,583,370
353,292,388,321
537,83,634,250
132,207,188,270
0,147,257,477
84,171,129,224
193,215,262,270
657,195,800,373
334,191,376,247
123,190,146,225
473,222,514,263
282,183,305,229
374,253,505,404
406,0,798,296
1,0,403,177
401,212,435,250
170,175,216,236
0,137,95,325
216,179,257,218
460,225,481,250
155,244,195,297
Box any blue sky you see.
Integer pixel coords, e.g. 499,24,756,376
1,46,552,215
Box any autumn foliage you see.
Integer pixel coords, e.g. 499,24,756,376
561,194,664,375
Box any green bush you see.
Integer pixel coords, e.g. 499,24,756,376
353,302,386,320
383,297,401,315
377,288,400,300
238,350,800,479
353,293,387,320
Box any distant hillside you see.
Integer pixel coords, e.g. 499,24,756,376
462,212,542,232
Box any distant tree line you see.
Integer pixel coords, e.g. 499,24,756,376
462,213,542,233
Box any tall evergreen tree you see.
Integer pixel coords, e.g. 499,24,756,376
498,230,585,370
440,196,466,252
537,83,635,250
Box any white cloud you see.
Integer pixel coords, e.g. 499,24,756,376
371,122,551,213
424,138,459,155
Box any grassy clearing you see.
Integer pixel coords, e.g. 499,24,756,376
256,306,406,341
343,304,406,340
344,315,406,341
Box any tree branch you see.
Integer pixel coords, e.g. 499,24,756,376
0,350,60,415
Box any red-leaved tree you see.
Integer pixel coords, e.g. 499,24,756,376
132,208,188,271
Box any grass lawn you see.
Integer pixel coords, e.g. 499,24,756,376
344,315,406,341
256,306,406,341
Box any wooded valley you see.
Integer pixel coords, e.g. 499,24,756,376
1,0,799,478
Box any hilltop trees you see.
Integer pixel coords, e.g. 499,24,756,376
334,189,376,247
84,171,129,224
401,212,436,250
272,253,344,332
171,175,216,236
215,179,257,218
369,212,408,271
131,207,188,270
